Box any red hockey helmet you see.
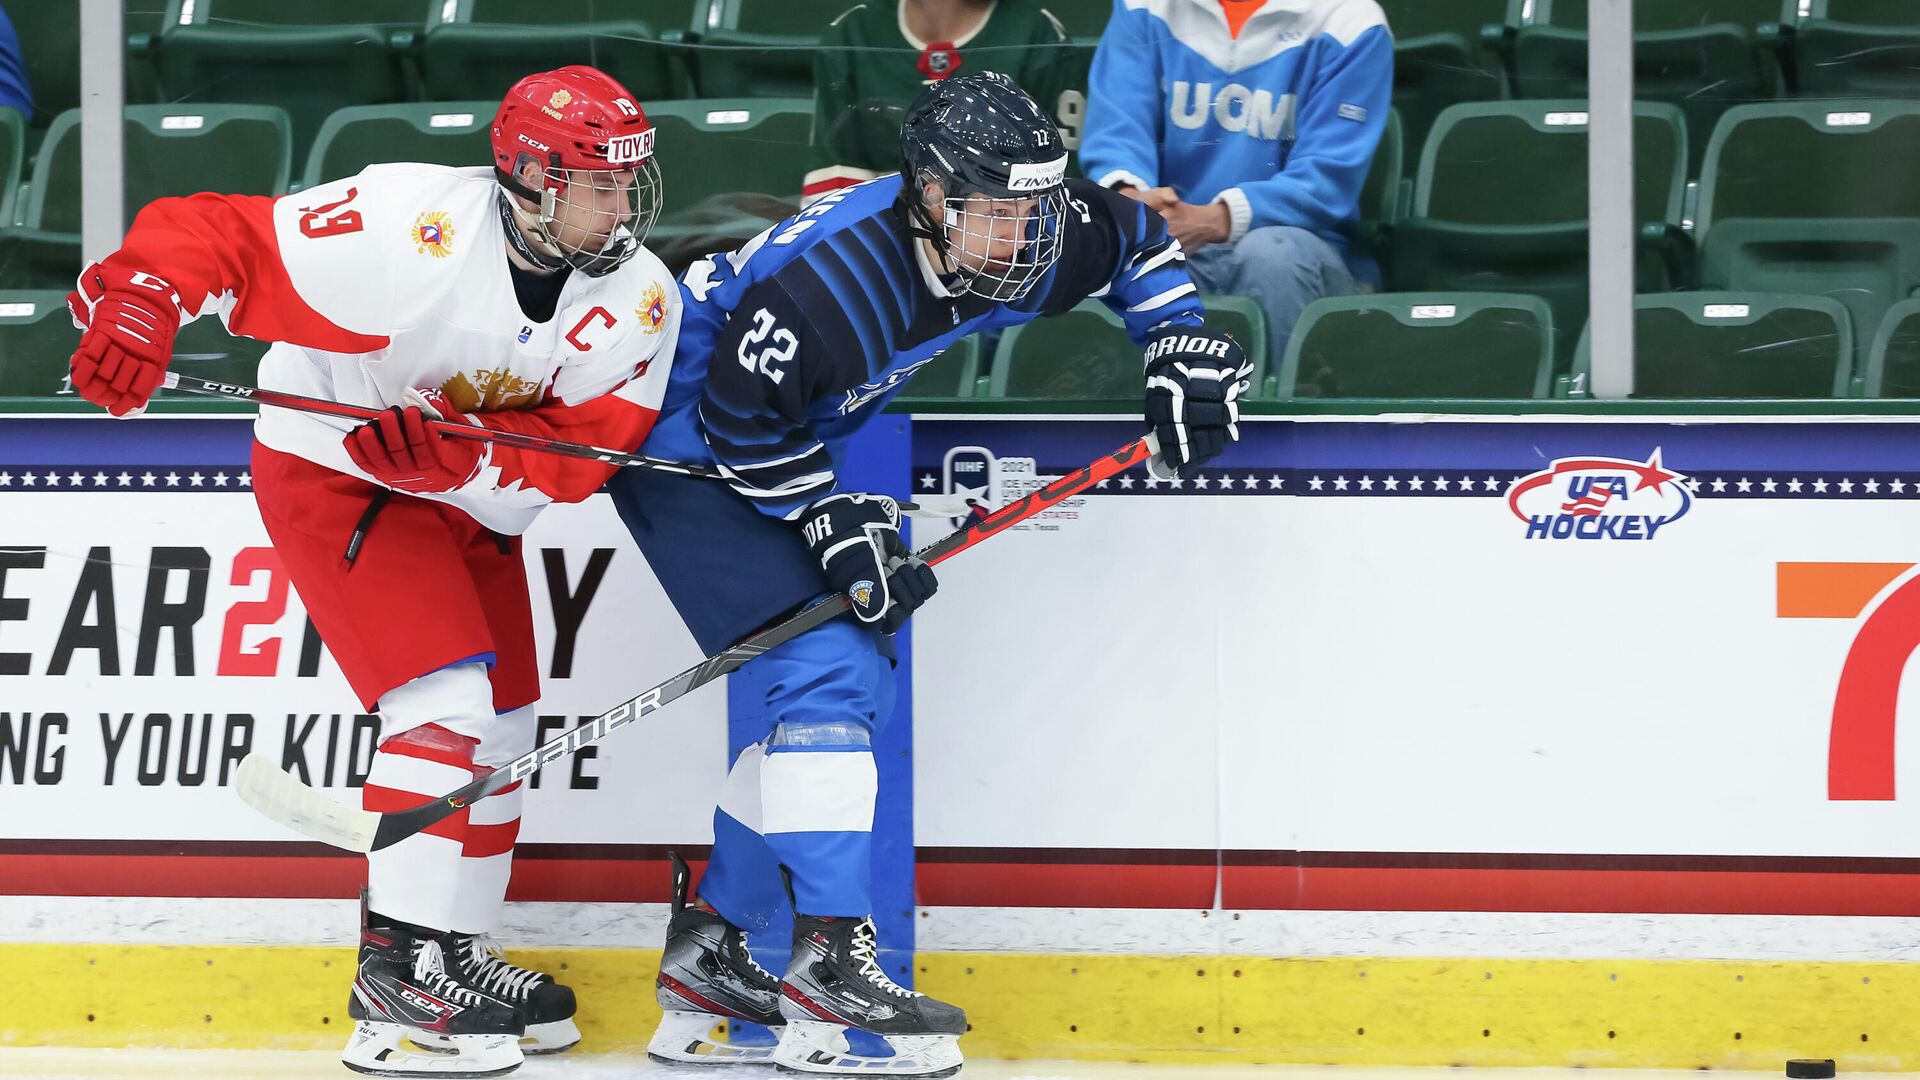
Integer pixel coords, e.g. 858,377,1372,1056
492,66,663,275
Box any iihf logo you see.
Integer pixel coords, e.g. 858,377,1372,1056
1504,449,1691,540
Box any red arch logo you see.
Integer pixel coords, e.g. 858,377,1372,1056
1778,562,1920,800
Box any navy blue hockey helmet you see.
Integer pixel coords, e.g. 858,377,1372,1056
899,72,1069,301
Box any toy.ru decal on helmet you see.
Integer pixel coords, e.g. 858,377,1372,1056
491,66,664,277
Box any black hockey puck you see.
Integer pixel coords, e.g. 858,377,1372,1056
1786,1060,1835,1079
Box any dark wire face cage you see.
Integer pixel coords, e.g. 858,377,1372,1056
934,186,1069,302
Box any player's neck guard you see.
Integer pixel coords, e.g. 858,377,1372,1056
495,188,572,274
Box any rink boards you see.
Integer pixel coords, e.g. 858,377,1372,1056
5,410,1920,1067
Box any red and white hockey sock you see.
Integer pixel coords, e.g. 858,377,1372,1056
362,662,499,931
364,721,480,931
450,703,533,934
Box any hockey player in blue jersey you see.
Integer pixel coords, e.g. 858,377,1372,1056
609,71,1251,1077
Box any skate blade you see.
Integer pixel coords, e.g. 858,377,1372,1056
343,1020,523,1077
523,1016,583,1054
650,1009,780,1066
410,1017,580,1056
773,1021,962,1078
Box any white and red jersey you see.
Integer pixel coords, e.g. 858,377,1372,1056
99,163,679,534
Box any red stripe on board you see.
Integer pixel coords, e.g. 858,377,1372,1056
916,860,1218,909
1218,865,1920,917
909,863,1920,916
0,853,701,903
11,841,1920,916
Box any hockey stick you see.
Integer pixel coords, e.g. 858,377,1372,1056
234,432,1156,852
160,370,726,481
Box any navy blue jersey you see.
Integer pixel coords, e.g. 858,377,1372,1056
643,174,1205,518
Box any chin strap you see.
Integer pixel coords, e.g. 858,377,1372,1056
895,188,976,295
495,188,570,274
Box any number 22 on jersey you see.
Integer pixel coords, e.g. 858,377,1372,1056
738,308,797,384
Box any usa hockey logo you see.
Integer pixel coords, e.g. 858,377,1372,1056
1505,450,1691,541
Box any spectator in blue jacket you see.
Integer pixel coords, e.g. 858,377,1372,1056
0,4,31,121
1080,0,1390,353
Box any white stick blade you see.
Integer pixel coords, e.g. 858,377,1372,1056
234,752,379,852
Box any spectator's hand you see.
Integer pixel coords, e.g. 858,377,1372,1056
1161,200,1232,252
1118,185,1179,213
1144,327,1253,480
66,262,183,417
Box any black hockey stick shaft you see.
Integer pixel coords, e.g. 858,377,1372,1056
160,371,726,481
364,434,1155,850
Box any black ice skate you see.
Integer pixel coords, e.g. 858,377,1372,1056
649,852,786,1065
774,915,966,1078
343,907,524,1078
407,933,580,1055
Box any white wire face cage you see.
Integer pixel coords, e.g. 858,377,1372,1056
531,157,664,275
936,187,1069,302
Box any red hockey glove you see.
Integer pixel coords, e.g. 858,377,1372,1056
66,262,184,417
343,401,485,494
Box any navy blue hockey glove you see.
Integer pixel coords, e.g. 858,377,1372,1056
1143,327,1253,479
799,493,939,633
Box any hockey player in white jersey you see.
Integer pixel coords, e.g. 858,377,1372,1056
65,66,680,1077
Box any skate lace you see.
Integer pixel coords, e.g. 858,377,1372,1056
731,932,777,984
462,933,546,1000
849,919,916,999
411,938,493,1007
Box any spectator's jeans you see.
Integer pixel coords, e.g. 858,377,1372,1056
1184,226,1377,355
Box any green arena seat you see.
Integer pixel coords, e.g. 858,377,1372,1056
8,2,80,130
1861,298,1920,398
989,297,1269,401
421,0,689,105
0,291,81,397
1696,99,1920,372
1359,107,1405,228
1374,0,1508,160
1354,107,1405,262
0,105,292,290
1568,292,1852,398
692,0,858,97
1198,295,1269,393
0,108,21,226
989,300,1136,400
1699,99,1920,222
304,103,497,189
1507,0,1787,174
647,97,814,215
690,30,817,98
639,98,814,272
1277,293,1553,399
168,317,271,389
1383,100,1688,368
152,0,413,153
1792,0,1920,101
0,290,266,400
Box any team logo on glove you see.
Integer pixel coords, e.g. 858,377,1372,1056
850,580,876,607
